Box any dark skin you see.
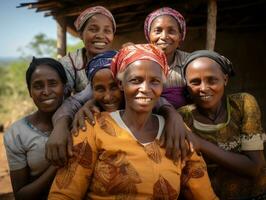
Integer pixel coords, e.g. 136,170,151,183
185,57,265,178
47,66,189,167
10,65,65,199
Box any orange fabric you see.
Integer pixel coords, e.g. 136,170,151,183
111,44,169,78
49,112,218,200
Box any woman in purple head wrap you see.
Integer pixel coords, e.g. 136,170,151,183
144,7,189,109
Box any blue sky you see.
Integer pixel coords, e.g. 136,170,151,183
0,0,78,57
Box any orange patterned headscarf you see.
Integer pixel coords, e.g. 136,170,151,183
111,44,169,78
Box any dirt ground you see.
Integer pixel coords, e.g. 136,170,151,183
0,133,14,199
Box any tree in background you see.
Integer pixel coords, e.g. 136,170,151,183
1,33,83,129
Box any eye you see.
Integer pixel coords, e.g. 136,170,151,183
94,85,105,93
129,78,141,84
32,82,44,90
87,26,98,33
189,79,201,86
151,78,161,85
104,28,113,34
110,84,118,91
208,77,219,84
152,27,162,34
48,80,58,87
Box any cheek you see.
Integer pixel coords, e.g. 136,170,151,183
106,34,114,43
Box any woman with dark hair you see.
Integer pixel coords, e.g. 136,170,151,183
4,57,67,200
49,44,217,200
180,50,266,199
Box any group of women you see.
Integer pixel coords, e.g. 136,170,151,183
4,5,266,200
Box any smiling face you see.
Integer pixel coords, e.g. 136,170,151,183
81,14,114,58
30,65,65,113
92,68,122,112
149,15,181,61
185,57,228,112
121,60,163,113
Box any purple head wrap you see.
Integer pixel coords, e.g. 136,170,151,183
144,7,186,42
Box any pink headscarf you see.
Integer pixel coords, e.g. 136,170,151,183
144,7,186,42
111,44,169,78
74,6,116,32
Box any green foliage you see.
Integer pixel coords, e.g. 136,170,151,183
0,59,35,127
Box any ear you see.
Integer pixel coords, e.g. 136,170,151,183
118,80,124,91
224,74,229,86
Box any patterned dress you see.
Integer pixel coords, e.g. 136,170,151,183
179,93,266,199
49,111,217,200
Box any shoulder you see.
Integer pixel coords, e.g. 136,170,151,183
178,104,195,115
59,48,85,70
176,49,190,60
4,117,28,141
228,92,259,107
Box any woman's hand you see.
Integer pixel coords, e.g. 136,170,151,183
71,99,100,135
158,105,190,163
45,117,72,167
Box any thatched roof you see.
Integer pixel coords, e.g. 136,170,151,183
18,0,266,36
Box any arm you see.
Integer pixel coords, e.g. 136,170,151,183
49,121,97,200
156,97,189,163
10,166,57,200
45,86,93,166
188,131,265,178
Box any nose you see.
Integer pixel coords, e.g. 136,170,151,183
95,30,105,39
42,85,51,95
160,30,167,39
199,82,208,92
103,91,112,102
139,81,150,92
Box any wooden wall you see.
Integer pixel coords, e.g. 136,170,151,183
112,27,266,129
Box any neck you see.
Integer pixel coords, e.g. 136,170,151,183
198,99,226,123
28,110,54,132
166,52,175,66
121,108,152,131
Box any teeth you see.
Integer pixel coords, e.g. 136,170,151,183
42,99,54,104
200,96,211,100
136,98,152,102
93,42,106,46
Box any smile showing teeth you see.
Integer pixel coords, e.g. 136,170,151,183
135,97,152,103
93,42,106,46
42,99,55,104
199,95,212,101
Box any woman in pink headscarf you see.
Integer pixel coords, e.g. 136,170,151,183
144,7,189,109
48,44,218,200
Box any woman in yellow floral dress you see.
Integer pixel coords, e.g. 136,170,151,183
48,44,218,200
179,50,266,199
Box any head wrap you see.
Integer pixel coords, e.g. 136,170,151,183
86,50,117,82
26,57,67,91
182,50,235,78
74,6,116,32
144,7,186,42
111,44,169,78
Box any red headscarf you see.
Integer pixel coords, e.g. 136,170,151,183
111,44,169,78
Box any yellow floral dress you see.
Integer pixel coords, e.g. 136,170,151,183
179,93,266,199
49,111,217,200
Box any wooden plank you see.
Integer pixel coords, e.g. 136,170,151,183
56,17,67,58
206,0,217,51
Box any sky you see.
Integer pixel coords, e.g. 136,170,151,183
0,0,78,58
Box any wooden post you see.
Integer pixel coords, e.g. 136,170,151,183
206,0,217,50
56,17,66,58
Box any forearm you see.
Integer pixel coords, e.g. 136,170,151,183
52,85,93,125
14,166,57,200
199,137,262,177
